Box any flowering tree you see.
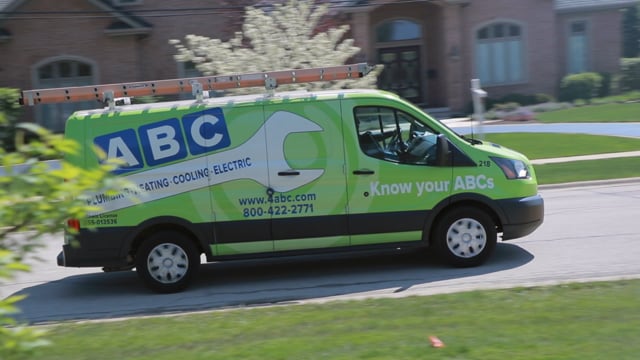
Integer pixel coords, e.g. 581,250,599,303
171,0,379,92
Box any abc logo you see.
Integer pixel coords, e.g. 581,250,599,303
94,108,230,174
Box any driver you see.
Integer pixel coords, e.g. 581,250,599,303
401,132,438,163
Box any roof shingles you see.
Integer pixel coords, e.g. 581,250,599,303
555,0,638,12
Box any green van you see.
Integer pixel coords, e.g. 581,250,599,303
56,88,542,292
22,65,543,292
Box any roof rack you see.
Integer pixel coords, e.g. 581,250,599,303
19,63,375,109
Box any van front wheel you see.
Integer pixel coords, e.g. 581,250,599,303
433,207,497,267
135,231,200,293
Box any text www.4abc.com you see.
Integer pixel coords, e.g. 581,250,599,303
238,192,317,218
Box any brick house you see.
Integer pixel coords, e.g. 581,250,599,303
0,0,636,131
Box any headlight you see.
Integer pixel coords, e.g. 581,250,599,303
490,157,530,179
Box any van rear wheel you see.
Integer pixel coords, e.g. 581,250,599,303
135,231,199,293
433,207,497,267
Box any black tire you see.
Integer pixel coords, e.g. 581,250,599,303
432,206,497,267
135,231,200,293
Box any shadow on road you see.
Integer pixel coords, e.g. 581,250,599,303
14,243,533,324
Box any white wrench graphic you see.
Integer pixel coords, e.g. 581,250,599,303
87,111,324,215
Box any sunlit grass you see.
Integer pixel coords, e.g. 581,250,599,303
534,157,640,184
535,102,640,123
30,280,640,360
483,133,640,184
483,133,640,159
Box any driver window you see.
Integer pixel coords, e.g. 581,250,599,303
354,106,439,165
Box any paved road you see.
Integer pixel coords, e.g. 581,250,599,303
3,181,640,324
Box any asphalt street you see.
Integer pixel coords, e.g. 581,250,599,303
4,181,640,324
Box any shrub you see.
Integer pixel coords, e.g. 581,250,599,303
558,72,603,102
620,58,640,91
533,93,556,103
492,102,520,112
529,102,573,113
486,93,555,111
0,88,22,151
497,93,531,106
573,98,588,107
597,72,613,98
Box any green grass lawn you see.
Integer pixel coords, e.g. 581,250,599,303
26,279,640,360
535,102,640,123
483,133,640,159
483,133,640,184
534,157,640,184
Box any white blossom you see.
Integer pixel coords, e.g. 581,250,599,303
170,0,380,94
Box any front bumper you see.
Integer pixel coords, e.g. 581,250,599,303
497,194,544,240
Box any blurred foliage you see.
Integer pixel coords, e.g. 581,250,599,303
0,122,123,358
620,58,640,91
597,72,613,98
171,0,380,94
558,72,603,103
485,93,555,112
0,88,22,152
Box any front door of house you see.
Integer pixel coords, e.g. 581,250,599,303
377,46,423,105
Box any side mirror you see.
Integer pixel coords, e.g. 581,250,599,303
435,134,451,166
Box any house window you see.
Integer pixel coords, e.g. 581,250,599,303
376,20,421,42
568,20,588,74
475,22,524,85
35,59,96,132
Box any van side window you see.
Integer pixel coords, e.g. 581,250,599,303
354,106,439,165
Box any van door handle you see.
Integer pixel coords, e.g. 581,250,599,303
353,169,375,175
278,170,300,176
